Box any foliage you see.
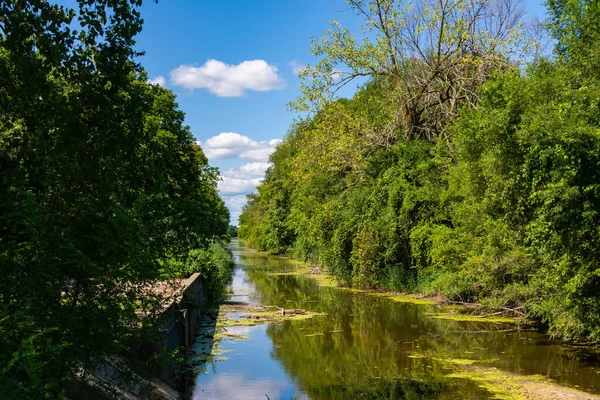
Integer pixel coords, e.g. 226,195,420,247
0,0,229,396
240,0,600,341
227,225,239,238
292,0,529,141
446,64,600,339
546,0,600,77
167,241,235,301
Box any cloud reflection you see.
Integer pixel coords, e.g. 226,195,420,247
194,373,302,400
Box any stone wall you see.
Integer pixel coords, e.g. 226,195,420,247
154,273,206,383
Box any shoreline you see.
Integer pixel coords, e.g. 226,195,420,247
202,240,600,399
263,250,526,325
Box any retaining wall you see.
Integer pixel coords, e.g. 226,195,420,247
153,273,207,382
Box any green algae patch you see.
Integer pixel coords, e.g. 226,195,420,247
217,303,326,328
240,310,326,325
341,287,369,293
427,313,517,324
433,355,502,367
370,292,437,305
306,273,339,287
445,367,548,400
217,318,261,327
212,348,232,356
442,363,599,400
214,332,249,341
446,369,528,400
388,295,437,305
446,358,477,365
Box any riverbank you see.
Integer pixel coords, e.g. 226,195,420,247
278,261,600,399
444,362,600,400
194,301,600,400
187,241,600,399
266,253,524,325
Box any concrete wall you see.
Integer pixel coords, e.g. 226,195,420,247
155,273,206,383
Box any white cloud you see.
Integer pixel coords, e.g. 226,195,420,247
222,194,249,211
239,147,278,162
219,162,270,196
199,133,281,224
218,177,262,196
219,178,261,224
288,60,307,75
222,162,270,180
148,76,166,86
200,132,281,162
222,194,247,226
170,59,285,97
193,373,289,399
219,162,272,224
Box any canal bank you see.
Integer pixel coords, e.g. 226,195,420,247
186,240,600,399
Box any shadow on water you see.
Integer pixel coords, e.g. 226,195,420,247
186,240,600,399
179,306,219,398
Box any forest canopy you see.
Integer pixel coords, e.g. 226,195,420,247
0,0,230,397
239,0,600,342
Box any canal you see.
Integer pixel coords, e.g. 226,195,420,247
188,240,600,399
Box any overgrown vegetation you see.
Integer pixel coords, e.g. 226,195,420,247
239,0,600,342
167,241,235,300
227,225,239,238
0,0,231,397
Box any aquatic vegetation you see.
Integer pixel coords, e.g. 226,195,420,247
217,307,326,327
189,243,600,399
371,293,438,305
427,313,518,324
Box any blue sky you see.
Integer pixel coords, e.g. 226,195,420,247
132,0,550,225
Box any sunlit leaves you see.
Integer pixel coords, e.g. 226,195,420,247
292,0,529,141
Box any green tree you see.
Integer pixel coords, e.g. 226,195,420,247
0,0,229,396
546,0,600,76
227,225,239,237
445,64,600,339
292,0,528,141
239,0,600,342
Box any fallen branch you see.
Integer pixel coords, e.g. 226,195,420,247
276,307,308,316
443,300,482,307
473,311,504,318
500,307,526,316
442,301,526,317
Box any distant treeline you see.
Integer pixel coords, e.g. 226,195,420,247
0,1,230,397
239,0,600,342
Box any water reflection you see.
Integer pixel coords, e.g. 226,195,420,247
194,373,293,400
192,324,303,399
191,241,600,399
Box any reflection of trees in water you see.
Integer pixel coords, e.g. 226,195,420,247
265,302,467,399
241,252,600,397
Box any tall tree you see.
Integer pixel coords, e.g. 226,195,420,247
0,1,228,396
292,0,528,142
546,0,600,77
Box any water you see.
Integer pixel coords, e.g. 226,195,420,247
189,240,600,399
